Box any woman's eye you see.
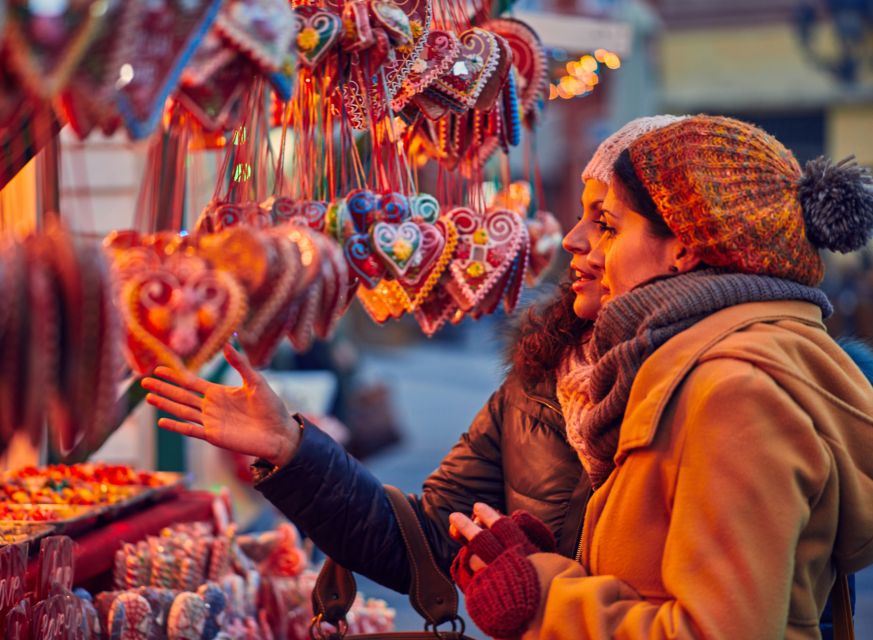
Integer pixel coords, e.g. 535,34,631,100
595,220,616,236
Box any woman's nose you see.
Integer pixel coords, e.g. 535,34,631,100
562,220,590,255
587,234,606,271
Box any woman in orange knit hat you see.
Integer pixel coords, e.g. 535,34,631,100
450,115,873,639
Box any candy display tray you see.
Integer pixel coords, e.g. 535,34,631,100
0,503,102,537
0,521,55,547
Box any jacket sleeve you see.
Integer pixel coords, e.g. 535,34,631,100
254,416,413,592
522,360,831,640
415,381,509,575
254,383,508,592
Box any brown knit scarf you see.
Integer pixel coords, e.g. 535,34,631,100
562,269,832,488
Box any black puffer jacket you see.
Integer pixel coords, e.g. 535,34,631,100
255,370,590,593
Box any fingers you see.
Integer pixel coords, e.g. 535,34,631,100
141,377,203,410
472,503,503,528
145,394,204,425
449,512,483,544
152,365,210,395
157,417,206,440
469,553,486,572
223,343,261,387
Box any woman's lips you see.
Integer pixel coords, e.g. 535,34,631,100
571,269,597,292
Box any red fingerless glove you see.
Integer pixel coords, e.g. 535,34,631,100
465,545,540,639
449,510,553,636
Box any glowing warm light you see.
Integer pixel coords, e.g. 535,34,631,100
594,48,608,63
586,72,600,86
548,83,559,100
604,53,621,69
580,55,598,73
556,84,574,99
566,60,581,76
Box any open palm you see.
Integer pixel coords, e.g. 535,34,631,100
141,344,299,467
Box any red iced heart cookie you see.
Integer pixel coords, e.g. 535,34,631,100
427,28,499,111
120,256,247,374
343,234,386,289
114,0,223,139
393,30,459,111
445,207,526,312
484,18,547,125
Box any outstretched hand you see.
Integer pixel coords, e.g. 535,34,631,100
141,343,300,468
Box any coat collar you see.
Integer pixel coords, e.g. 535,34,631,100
614,300,826,462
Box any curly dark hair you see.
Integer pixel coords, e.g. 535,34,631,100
508,281,592,389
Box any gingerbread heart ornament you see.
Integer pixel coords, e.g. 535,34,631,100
526,210,562,285
121,258,247,374
414,282,458,337
344,234,386,289
4,0,107,99
445,207,526,312
371,221,422,278
427,28,499,111
115,0,222,139
294,6,342,68
215,0,298,72
393,30,459,111
62,0,142,139
485,18,547,124
356,279,412,324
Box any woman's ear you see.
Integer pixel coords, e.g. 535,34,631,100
672,245,702,274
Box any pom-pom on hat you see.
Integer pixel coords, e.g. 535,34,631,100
582,114,687,185
624,115,873,286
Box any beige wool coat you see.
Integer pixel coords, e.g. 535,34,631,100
522,301,873,639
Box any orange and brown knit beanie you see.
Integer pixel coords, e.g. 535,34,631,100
622,115,873,286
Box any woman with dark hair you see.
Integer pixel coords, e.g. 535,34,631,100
450,115,873,639
140,116,683,592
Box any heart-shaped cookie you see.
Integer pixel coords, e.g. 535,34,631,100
286,200,329,231
343,234,386,289
485,18,547,125
404,218,458,308
347,189,378,232
427,28,499,111
356,279,412,324
311,232,350,339
341,0,375,52
393,30,459,111
4,0,107,99
294,6,342,68
382,0,431,98
115,0,223,139
377,192,411,223
370,0,412,45
120,258,247,374
409,193,441,223
237,236,302,367
445,207,526,312
413,282,458,337
371,221,423,278
215,0,298,72
62,0,141,138
525,210,562,286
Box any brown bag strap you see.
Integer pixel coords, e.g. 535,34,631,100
832,573,855,640
312,485,460,629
